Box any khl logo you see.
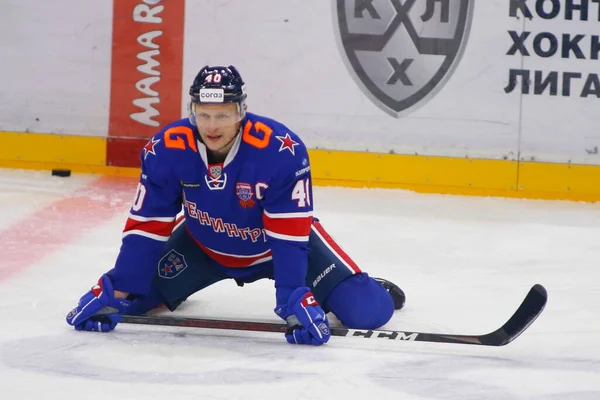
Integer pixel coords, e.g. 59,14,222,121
335,0,474,117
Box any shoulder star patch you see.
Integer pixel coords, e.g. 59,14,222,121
143,138,161,160
275,133,299,156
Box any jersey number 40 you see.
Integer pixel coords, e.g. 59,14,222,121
292,178,311,208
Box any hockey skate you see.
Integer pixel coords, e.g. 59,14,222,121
373,277,405,310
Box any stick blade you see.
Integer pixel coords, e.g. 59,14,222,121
481,283,548,346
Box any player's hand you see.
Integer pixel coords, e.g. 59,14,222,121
66,274,131,332
275,287,331,346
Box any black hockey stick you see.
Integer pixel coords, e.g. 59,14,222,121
121,284,547,346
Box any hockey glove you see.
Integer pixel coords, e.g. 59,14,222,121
275,287,331,346
66,274,131,332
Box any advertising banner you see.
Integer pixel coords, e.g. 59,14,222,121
108,0,185,166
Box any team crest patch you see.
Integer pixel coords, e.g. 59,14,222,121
158,250,188,279
236,182,256,208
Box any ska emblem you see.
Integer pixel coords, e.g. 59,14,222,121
335,0,474,117
158,250,188,279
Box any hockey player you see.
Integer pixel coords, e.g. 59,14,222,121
66,65,405,346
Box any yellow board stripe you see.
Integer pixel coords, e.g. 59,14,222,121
309,150,518,191
1,131,599,202
0,132,106,165
518,161,600,196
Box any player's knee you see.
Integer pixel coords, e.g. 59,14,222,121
325,273,394,329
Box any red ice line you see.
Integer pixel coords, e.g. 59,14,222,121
0,176,137,282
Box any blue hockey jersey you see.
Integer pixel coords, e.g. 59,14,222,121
108,112,314,299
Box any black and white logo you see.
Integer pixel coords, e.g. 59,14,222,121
335,0,474,117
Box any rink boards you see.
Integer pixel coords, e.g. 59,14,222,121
1,0,599,201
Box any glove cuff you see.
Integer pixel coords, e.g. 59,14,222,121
274,286,314,320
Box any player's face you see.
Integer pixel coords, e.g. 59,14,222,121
194,103,242,154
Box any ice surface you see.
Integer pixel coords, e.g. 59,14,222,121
0,168,598,400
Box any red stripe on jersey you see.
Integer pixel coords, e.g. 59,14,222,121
187,227,272,268
123,217,176,237
262,213,312,238
312,220,362,273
